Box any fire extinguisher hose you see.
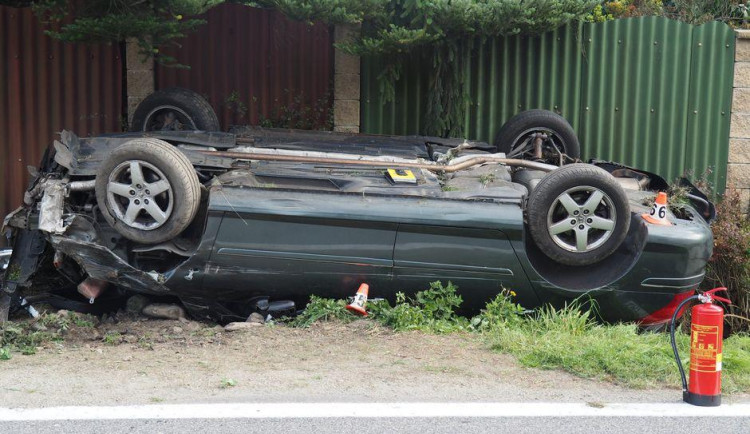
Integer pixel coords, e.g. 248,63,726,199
670,295,700,393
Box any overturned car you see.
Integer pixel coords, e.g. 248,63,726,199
0,116,714,326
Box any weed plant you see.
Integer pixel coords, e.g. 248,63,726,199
0,312,95,359
703,189,750,334
288,282,469,333
368,281,469,333
289,282,750,392
285,296,355,328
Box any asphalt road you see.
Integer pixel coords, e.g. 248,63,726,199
2,402,749,434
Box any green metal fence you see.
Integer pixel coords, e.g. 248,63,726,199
361,17,735,191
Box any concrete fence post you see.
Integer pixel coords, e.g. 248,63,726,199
125,39,155,127
730,30,750,213
332,24,361,133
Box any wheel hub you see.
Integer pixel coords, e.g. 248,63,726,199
106,160,174,231
143,105,196,132
546,186,617,253
509,128,565,165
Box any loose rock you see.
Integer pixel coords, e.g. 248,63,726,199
142,304,186,320
126,295,151,314
224,322,262,332
246,312,265,324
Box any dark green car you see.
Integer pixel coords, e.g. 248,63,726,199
1,126,713,327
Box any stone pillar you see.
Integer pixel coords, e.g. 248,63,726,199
125,39,155,126
730,30,750,213
333,24,360,133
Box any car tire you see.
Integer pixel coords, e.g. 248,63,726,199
494,109,580,163
527,164,630,266
95,138,201,244
130,87,220,132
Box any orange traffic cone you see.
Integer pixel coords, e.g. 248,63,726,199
642,191,673,226
346,283,369,316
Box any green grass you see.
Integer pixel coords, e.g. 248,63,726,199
1,312,98,359
220,378,237,389
288,283,750,393
102,331,122,345
484,302,750,392
285,295,355,328
287,282,468,333
1,318,61,357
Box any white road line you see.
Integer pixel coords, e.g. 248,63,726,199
0,402,749,421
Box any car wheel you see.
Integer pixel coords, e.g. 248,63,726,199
494,109,580,165
95,138,201,244
527,164,630,266
130,87,220,132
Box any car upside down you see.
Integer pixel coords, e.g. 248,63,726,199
0,128,714,326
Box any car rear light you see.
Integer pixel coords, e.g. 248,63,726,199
639,290,695,326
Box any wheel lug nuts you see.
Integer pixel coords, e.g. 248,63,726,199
145,189,150,195
583,210,589,214
579,225,585,230
587,218,593,223
134,199,140,205
144,199,149,204
570,219,576,225
129,190,135,196
136,184,142,189
573,210,579,215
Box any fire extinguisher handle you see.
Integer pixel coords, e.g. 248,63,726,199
704,287,731,304
705,287,727,295
712,295,732,304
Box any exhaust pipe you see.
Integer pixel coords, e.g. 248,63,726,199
197,147,558,173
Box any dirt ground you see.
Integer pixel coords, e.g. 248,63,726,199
1,315,747,408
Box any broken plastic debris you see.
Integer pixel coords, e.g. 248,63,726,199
19,298,40,319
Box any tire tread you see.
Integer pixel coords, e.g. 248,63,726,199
130,87,220,132
95,138,201,244
526,164,630,266
494,109,580,159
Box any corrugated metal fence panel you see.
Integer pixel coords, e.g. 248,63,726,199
361,52,427,136
579,17,694,181
155,4,333,130
464,23,584,143
361,23,584,140
685,22,735,190
361,17,734,192
0,6,123,226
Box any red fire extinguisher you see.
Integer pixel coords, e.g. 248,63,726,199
670,287,731,407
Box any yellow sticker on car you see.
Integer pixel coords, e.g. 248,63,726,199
386,169,417,184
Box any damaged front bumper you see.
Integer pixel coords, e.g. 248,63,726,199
1,174,177,319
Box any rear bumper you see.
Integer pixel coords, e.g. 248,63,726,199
626,214,712,324
638,289,695,326
522,209,712,324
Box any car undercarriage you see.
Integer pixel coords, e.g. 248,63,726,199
1,127,715,326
